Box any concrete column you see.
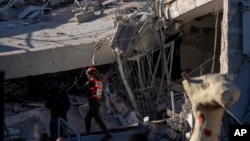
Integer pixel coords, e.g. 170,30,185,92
220,0,245,79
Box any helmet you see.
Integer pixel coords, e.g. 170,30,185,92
86,67,97,76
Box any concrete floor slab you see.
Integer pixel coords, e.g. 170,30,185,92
165,0,223,23
0,5,117,79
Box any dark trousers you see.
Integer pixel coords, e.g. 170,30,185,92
98,3,104,15
50,116,67,141
85,100,108,134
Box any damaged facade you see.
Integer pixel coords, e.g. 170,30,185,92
0,0,250,141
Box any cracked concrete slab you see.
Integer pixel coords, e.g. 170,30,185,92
0,5,117,79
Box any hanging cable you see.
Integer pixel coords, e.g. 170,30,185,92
211,0,219,73
65,43,101,92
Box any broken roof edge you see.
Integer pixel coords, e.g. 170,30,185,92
164,0,223,23
0,4,120,79
0,40,116,80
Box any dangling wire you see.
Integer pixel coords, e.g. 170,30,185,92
211,0,219,73
65,43,101,92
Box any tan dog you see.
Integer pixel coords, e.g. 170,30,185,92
182,72,240,141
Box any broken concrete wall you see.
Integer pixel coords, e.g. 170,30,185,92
164,0,223,22
0,42,115,80
110,16,145,57
161,0,224,77
134,21,161,53
179,14,222,76
110,3,157,57
220,0,250,123
220,0,245,78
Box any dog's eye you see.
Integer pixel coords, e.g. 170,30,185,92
201,82,209,90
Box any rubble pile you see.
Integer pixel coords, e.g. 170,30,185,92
0,0,134,23
3,62,195,141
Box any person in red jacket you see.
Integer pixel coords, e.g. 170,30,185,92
75,67,112,140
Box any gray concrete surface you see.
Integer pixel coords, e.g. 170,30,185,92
164,0,223,23
0,5,117,79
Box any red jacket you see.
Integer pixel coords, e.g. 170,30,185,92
89,78,103,100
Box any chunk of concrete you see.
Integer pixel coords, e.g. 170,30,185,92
28,11,41,21
17,5,41,19
75,10,95,23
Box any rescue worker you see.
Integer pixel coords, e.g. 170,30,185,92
74,67,112,141
45,81,71,141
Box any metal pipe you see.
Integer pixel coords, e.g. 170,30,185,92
136,58,144,89
151,51,162,85
167,42,175,84
159,0,164,19
171,91,175,119
116,52,139,113
155,0,166,115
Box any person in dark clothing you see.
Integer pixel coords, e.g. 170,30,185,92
98,0,105,15
74,67,112,141
45,81,71,141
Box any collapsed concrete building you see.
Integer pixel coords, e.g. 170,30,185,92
0,0,250,140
